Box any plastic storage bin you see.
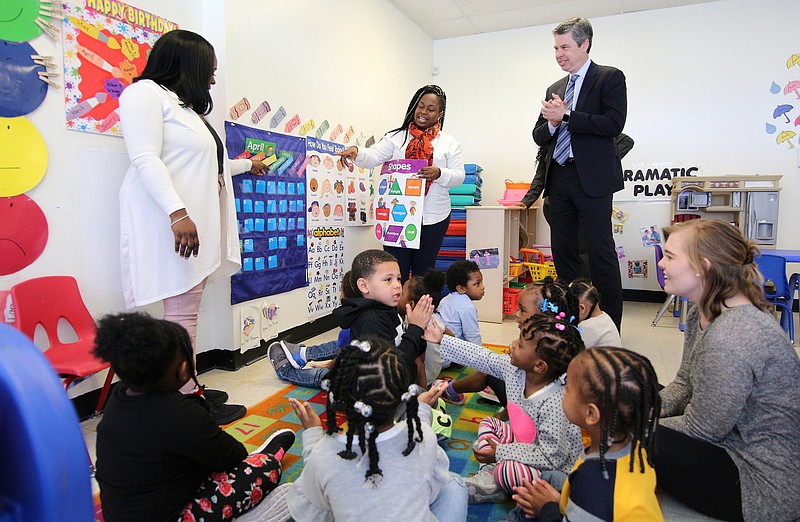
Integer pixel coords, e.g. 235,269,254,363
502,287,522,314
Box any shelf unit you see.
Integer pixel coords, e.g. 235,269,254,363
466,205,538,323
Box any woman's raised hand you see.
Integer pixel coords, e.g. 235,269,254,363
335,146,358,168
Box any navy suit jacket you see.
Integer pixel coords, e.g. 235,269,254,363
532,61,627,198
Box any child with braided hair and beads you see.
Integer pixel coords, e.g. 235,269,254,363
424,314,585,505
564,278,621,348
511,347,663,521
287,336,468,522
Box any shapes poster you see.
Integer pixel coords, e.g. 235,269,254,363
345,166,374,226
226,122,308,305
62,0,177,136
305,137,346,319
373,159,426,249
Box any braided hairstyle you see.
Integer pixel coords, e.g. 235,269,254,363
389,84,447,141
93,312,200,392
322,336,424,488
518,314,585,379
564,278,601,322
527,276,581,324
575,347,661,479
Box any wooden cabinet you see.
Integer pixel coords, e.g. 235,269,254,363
466,205,537,323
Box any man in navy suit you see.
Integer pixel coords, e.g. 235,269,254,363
532,16,627,331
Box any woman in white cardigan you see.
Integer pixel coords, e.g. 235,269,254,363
337,85,465,282
119,30,264,424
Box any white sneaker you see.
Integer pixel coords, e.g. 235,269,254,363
465,469,508,504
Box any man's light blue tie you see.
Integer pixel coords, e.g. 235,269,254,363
553,74,578,166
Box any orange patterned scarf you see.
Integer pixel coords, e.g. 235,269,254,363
406,122,440,194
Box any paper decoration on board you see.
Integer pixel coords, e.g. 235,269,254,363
639,224,662,246
0,194,48,275
229,97,249,120
373,159,427,249
615,245,626,261
239,304,261,351
613,223,624,234
618,163,700,202
764,53,800,149
225,122,308,305
1,291,14,324
611,206,629,223
251,100,271,124
345,165,374,226
306,136,346,319
0,0,62,42
469,248,500,270
62,0,177,136
306,137,346,227
0,116,48,196
0,41,51,116
260,302,280,340
627,259,648,278
306,227,345,319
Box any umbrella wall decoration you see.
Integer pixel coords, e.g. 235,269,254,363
776,130,796,149
773,104,793,123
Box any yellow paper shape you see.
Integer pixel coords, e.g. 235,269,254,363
0,117,48,196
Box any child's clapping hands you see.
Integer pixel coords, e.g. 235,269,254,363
406,294,434,330
289,398,322,429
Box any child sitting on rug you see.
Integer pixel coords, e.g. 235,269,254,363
397,268,448,386
565,278,622,348
268,271,357,389
93,312,296,522
436,276,569,408
287,336,468,521
509,347,662,521
424,313,584,505
333,249,434,386
438,260,485,346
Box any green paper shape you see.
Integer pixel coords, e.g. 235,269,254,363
389,179,403,195
405,223,418,242
0,0,48,42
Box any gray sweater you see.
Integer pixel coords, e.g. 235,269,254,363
661,305,800,521
287,404,451,521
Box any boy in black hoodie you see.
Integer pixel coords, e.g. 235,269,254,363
333,249,434,384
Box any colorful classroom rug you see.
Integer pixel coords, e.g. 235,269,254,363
222,343,516,521
94,344,516,521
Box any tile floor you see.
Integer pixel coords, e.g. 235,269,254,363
82,301,738,520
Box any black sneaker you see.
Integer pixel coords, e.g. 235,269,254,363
201,387,229,408
258,428,296,461
209,402,246,425
268,341,291,373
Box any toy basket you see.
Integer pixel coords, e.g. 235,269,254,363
502,287,522,315
525,261,557,280
508,257,526,278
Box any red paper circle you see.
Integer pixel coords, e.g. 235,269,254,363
0,194,48,275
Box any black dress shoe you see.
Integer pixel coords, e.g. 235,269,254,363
201,387,229,408
209,402,246,425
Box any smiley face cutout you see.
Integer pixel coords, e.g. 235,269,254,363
0,194,48,275
0,117,48,196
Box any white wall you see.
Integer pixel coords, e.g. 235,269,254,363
434,0,800,289
1,0,432,397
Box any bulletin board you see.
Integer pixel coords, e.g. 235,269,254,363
62,0,177,136
225,122,308,305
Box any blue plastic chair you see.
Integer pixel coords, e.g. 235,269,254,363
0,323,94,521
652,244,690,331
755,254,795,342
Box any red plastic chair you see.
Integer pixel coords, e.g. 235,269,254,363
10,276,114,416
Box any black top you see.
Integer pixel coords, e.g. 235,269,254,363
200,116,224,174
333,297,425,384
96,385,247,522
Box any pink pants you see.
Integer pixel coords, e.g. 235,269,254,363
163,279,206,393
476,417,542,493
